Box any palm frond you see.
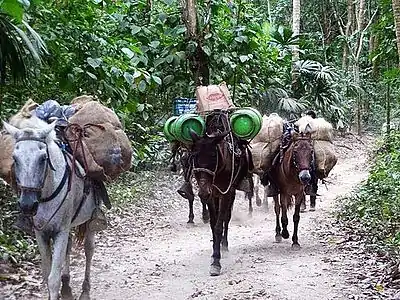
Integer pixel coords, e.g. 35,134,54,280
0,13,47,83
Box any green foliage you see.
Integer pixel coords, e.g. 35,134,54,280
0,184,37,264
338,133,400,248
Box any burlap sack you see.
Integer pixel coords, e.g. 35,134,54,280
196,82,235,112
8,99,39,128
250,140,280,175
0,132,15,185
313,140,337,179
67,100,132,181
252,113,284,144
295,116,333,142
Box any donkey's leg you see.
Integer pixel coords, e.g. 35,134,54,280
187,195,195,224
280,194,290,239
48,231,69,300
248,193,253,217
255,177,261,207
263,186,269,211
222,194,234,251
208,199,222,276
79,228,95,300
61,235,73,300
292,194,303,250
202,201,210,223
35,232,52,285
274,195,282,242
310,180,318,211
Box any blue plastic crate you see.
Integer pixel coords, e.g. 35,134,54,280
173,98,197,116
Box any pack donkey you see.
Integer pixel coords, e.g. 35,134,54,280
268,127,314,249
188,112,253,275
4,118,104,300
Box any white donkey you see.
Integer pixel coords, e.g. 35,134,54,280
4,118,100,300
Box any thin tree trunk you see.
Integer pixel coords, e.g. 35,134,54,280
291,0,301,92
181,0,210,86
342,0,354,70
292,0,301,62
393,0,400,66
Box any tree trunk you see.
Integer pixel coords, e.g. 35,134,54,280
291,0,301,92
393,0,400,66
292,0,301,62
342,0,354,70
181,0,210,86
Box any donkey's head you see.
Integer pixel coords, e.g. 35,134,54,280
3,121,56,215
291,126,314,185
190,130,230,200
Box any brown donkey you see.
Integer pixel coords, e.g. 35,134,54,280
269,129,314,249
189,121,252,276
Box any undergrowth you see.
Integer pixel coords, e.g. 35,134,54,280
337,132,400,252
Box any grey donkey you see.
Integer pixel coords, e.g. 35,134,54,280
4,119,105,300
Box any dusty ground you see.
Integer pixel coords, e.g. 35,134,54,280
2,135,380,300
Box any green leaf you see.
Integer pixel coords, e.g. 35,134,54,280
121,47,135,59
86,71,97,80
164,75,174,85
132,70,141,79
149,41,160,48
222,57,230,63
1,0,24,23
166,55,174,63
175,25,186,35
138,80,146,92
123,72,133,85
131,25,141,35
202,45,211,56
152,75,162,85
87,57,101,68
137,103,145,112
143,111,149,121
239,55,248,62
163,0,174,5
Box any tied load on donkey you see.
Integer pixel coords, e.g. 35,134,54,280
163,82,261,224
0,95,133,234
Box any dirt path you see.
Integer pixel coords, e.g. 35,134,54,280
3,137,370,300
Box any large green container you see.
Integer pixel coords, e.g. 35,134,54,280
230,107,262,140
163,116,178,142
172,113,205,143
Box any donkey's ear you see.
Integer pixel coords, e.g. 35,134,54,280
38,121,57,139
304,123,312,134
2,121,21,139
304,123,312,138
189,129,200,142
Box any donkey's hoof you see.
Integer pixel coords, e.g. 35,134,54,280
309,206,316,212
291,243,301,250
256,198,262,207
209,264,221,276
187,219,194,224
275,234,282,243
221,244,229,252
78,292,90,300
248,211,253,218
281,230,290,239
61,285,73,300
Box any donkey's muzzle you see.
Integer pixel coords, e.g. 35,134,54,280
298,170,311,185
19,191,39,216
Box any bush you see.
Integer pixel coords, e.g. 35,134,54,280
338,132,400,249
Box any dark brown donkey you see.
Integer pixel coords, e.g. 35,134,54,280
269,129,314,249
189,117,252,276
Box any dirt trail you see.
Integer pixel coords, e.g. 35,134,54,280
3,137,370,300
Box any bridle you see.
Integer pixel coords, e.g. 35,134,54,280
291,136,314,172
14,135,73,231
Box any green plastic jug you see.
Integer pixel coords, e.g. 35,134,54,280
163,116,178,142
172,113,205,143
230,107,262,140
